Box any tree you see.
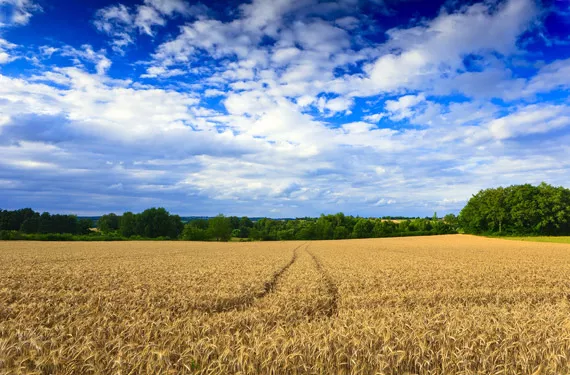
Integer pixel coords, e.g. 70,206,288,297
238,216,253,238
459,183,570,235
333,225,349,239
443,214,459,231
77,219,93,235
0,208,37,231
136,208,183,238
38,212,53,234
295,221,316,240
486,187,508,234
208,214,232,241
315,215,334,240
97,213,120,233
119,212,137,237
352,218,374,238
182,224,209,241
228,216,240,230
20,215,40,233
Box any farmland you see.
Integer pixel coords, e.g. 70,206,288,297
2,235,570,374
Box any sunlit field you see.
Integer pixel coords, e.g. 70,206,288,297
2,235,570,374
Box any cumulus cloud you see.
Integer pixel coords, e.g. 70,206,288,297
517,58,570,98
356,0,539,96
0,0,41,27
0,38,17,63
93,0,198,52
486,105,570,141
1,0,570,216
58,45,112,75
385,94,426,121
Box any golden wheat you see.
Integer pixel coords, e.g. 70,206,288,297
1,235,570,374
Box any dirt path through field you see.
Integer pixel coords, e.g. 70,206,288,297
305,245,339,317
193,242,304,313
209,243,337,323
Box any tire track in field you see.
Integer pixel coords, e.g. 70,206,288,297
305,245,339,318
196,243,303,313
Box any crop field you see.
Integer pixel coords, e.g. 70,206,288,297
2,235,570,374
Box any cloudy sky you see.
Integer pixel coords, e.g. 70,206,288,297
0,0,569,217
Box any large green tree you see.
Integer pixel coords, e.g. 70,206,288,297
97,213,120,233
208,214,232,241
459,183,570,235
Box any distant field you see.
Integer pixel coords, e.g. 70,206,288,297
495,236,570,244
2,235,570,374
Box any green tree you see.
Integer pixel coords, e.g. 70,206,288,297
97,213,120,233
352,218,374,238
208,214,232,241
20,215,40,233
333,225,349,239
228,216,240,230
459,183,570,235
0,208,36,231
315,215,334,240
77,219,93,235
238,216,253,238
136,207,182,238
119,212,137,237
443,213,459,232
182,224,209,241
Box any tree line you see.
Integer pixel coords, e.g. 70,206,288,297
459,182,570,235
100,211,458,241
2,182,567,241
0,208,457,241
0,208,92,236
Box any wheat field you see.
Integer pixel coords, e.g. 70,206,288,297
2,235,570,374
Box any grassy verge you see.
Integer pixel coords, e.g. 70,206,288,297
491,236,570,244
0,231,175,241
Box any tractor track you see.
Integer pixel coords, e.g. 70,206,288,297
305,246,340,318
195,243,304,313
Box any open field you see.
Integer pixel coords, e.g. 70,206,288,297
2,235,570,374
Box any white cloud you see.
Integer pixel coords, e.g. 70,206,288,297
0,0,41,27
357,0,538,96
1,0,569,216
94,4,133,33
140,66,185,78
374,198,396,206
0,68,200,140
486,105,570,140
60,45,112,75
271,47,301,65
519,58,570,97
363,113,385,123
0,38,17,63
93,4,135,51
135,5,165,35
239,0,304,33
342,122,374,134
385,94,426,120
144,0,190,16
335,16,359,30
318,96,354,114
94,0,196,51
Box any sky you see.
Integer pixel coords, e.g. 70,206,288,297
0,0,569,217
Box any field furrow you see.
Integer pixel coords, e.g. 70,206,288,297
193,242,302,313
305,245,339,318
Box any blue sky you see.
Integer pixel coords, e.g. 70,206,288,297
0,0,569,217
